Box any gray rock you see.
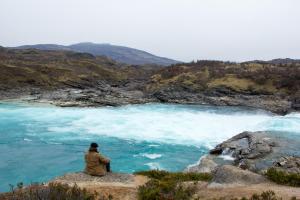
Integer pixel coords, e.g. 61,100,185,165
211,165,267,185
273,156,300,174
209,131,276,170
0,84,294,115
185,156,218,173
197,131,300,174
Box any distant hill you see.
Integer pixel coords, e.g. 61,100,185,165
0,47,158,90
243,58,300,65
13,42,180,66
267,58,300,65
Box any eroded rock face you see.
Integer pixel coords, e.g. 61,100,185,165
210,131,276,164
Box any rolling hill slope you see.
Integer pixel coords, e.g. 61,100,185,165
14,42,180,66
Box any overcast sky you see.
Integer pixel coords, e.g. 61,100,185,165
0,0,299,62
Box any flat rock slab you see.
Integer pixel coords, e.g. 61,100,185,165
52,172,135,184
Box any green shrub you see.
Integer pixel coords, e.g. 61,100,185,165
249,190,280,200
266,168,300,187
138,178,197,200
135,170,212,200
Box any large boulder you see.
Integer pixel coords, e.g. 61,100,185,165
210,131,275,160
209,131,277,171
210,165,267,186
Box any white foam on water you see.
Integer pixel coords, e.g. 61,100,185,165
186,155,206,170
141,153,162,159
4,104,300,148
144,162,163,170
256,112,300,133
63,106,274,147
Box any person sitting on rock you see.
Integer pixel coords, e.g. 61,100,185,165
84,142,111,176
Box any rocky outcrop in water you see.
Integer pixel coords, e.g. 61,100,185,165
187,131,300,175
209,131,276,171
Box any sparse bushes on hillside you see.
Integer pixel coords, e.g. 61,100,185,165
150,60,300,97
266,168,300,187
0,182,111,200
213,190,297,200
135,170,212,200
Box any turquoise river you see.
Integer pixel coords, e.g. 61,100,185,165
0,102,300,192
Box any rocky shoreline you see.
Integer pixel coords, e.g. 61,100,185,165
0,87,295,115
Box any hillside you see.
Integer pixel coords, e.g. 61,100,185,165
0,47,159,90
13,42,180,66
147,60,300,95
0,47,299,114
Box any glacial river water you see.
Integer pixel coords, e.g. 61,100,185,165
0,102,300,191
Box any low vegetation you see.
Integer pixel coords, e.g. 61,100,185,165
1,48,300,103
147,60,300,98
0,48,154,90
135,170,212,200
1,171,299,200
135,170,299,200
215,190,297,200
266,168,300,187
0,182,111,200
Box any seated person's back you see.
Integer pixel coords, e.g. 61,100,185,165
85,142,110,176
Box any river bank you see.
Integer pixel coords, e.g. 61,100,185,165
48,171,300,200
1,124,299,199
1,48,300,115
0,87,294,115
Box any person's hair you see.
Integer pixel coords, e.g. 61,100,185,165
89,143,99,152
90,142,98,148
